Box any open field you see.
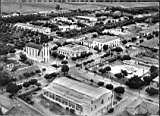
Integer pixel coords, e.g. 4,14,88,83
1,2,159,13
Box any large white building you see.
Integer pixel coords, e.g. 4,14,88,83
14,23,51,35
103,28,130,36
57,44,89,58
24,42,50,63
43,77,113,116
58,25,81,32
81,35,120,50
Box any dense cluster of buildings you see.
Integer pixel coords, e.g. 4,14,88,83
13,0,156,3
14,23,52,35
43,77,113,116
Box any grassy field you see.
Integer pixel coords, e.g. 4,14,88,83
1,2,159,13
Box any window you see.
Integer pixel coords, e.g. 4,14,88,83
91,100,93,104
76,104,83,111
101,99,104,104
95,105,96,109
51,93,55,100
62,98,68,105
69,101,75,108
55,95,61,102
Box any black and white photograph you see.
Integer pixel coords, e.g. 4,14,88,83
0,0,159,116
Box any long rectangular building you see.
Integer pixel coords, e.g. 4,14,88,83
43,77,113,116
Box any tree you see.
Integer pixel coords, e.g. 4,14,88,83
114,47,123,53
44,74,52,80
29,79,38,85
71,57,77,61
103,45,108,51
35,69,41,73
61,65,69,76
6,83,20,95
145,87,158,96
114,86,125,94
58,54,65,60
131,37,137,42
90,79,94,83
9,49,16,53
121,70,128,76
150,65,158,74
61,60,68,64
105,66,111,78
94,46,99,51
143,76,153,85
0,71,12,87
19,53,27,62
51,52,58,58
50,72,58,79
97,81,104,86
99,68,106,75
55,4,60,10
126,76,144,89
122,55,131,60
122,40,128,45
23,82,30,88
139,39,144,43
114,73,124,79
106,84,114,90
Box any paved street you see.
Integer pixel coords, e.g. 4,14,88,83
69,67,159,104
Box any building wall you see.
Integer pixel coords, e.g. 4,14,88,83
42,88,113,116
43,90,86,115
14,23,51,35
57,47,88,58
92,38,120,50
24,44,50,62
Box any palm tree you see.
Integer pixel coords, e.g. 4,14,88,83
105,66,112,80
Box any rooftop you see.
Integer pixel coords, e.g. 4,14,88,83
76,16,97,21
26,42,42,50
94,35,120,43
153,76,159,83
140,38,159,49
126,98,159,115
58,44,89,52
43,77,111,105
15,23,50,30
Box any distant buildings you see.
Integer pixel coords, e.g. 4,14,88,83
81,35,120,50
24,42,50,63
57,44,89,58
103,27,131,36
125,98,159,116
14,23,51,35
18,0,154,3
75,16,98,22
43,77,113,116
58,25,81,32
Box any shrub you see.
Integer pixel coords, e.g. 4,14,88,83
106,84,114,90
97,81,104,86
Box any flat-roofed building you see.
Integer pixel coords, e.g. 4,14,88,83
92,35,120,50
76,16,98,22
43,77,113,116
24,42,50,62
14,23,51,35
57,44,89,58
